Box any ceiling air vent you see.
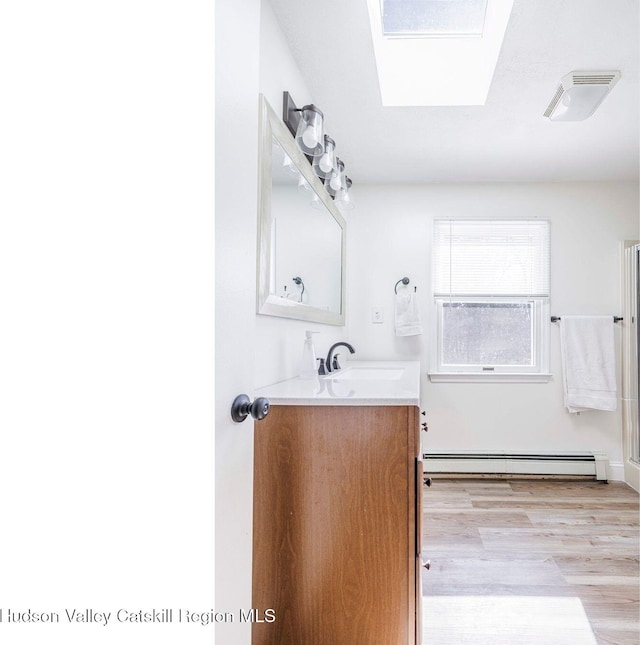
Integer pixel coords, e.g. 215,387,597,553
544,70,621,121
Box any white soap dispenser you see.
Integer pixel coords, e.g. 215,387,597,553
299,331,319,379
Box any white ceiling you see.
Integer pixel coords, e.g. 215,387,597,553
268,0,639,184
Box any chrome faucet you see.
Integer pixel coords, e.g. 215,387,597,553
326,342,355,372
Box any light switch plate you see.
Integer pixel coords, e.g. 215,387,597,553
372,307,384,324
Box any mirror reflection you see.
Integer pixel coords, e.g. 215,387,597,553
271,139,343,313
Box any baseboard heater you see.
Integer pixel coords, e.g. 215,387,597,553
422,451,609,481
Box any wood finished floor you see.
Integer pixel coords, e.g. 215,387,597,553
422,479,640,645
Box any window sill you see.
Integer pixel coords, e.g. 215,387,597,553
428,372,552,383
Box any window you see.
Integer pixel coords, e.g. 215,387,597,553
430,219,551,382
381,0,488,37
365,0,514,106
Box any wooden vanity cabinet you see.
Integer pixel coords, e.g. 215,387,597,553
252,404,422,645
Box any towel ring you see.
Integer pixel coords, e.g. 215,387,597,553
292,276,305,296
394,277,410,294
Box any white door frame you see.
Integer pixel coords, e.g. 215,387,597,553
622,241,640,491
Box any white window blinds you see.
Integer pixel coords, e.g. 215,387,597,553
433,220,550,297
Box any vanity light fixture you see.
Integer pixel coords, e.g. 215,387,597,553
336,178,355,211
295,105,325,156
313,135,337,179
544,70,621,121
283,91,355,210
325,159,344,197
325,159,347,198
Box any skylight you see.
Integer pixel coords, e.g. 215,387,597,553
367,0,514,106
382,0,488,37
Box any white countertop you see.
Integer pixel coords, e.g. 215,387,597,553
254,361,421,406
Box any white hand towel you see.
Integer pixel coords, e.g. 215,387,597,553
395,291,422,337
559,315,617,413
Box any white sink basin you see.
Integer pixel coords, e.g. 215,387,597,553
329,367,404,381
255,360,420,405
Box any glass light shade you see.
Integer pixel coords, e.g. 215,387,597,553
312,135,336,179
310,193,326,210
297,174,312,193
325,159,345,197
336,177,355,211
295,105,324,157
282,153,299,176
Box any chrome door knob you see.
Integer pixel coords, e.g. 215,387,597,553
231,394,270,423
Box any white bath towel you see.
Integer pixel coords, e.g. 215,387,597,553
395,290,422,337
559,315,617,413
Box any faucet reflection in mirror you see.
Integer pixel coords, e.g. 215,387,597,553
283,91,355,212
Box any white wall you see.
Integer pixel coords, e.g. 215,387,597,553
347,181,639,477
255,0,349,388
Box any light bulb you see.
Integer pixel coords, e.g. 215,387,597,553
329,174,342,191
336,191,354,211
295,105,324,155
318,152,333,174
301,125,319,150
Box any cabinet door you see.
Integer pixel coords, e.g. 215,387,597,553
252,405,414,645
415,459,424,645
